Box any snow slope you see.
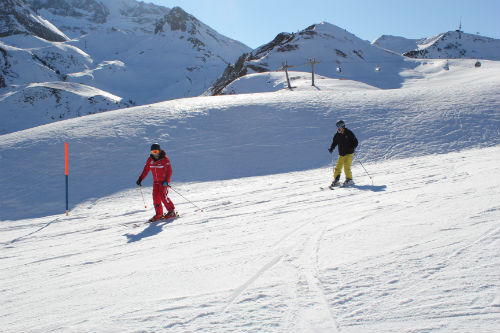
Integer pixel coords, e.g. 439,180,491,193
0,59,498,221
221,58,497,94
0,81,128,134
221,71,380,95
1,147,499,332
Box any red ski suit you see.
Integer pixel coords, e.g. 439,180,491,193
138,150,175,217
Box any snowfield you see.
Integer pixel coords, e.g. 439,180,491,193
1,147,499,332
0,57,499,332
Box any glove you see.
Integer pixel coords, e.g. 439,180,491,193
328,148,333,154
162,181,170,187
136,177,142,186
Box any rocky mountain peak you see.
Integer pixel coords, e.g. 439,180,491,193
30,0,110,24
154,6,200,35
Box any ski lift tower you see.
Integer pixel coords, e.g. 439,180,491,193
279,61,295,90
456,17,463,39
307,58,320,86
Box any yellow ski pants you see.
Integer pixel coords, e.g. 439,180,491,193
334,153,354,180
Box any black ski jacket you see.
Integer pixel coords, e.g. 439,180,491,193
329,128,358,156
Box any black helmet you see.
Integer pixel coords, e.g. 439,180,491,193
150,143,161,151
336,120,345,128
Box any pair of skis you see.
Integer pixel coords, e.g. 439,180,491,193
320,182,354,190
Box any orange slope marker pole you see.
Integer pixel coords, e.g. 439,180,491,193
65,142,69,216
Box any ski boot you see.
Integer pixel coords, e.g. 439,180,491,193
343,178,354,187
329,175,341,189
149,214,164,222
163,210,178,220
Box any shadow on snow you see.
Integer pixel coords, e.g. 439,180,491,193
351,184,387,192
124,220,175,243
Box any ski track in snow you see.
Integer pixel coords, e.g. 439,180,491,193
1,147,499,332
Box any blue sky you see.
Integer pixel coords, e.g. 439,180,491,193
150,0,500,49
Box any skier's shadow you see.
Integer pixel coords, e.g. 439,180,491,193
352,184,387,192
124,220,173,243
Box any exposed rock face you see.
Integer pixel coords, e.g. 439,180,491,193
155,6,197,34
0,0,68,41
30,0,110,23
0,46,7,88
207,32,298,95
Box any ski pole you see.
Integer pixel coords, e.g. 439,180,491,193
138,185,147,208
358,160,374,185
332,154,335,175
170,186,204,212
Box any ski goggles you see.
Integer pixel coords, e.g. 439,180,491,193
151,149,160,154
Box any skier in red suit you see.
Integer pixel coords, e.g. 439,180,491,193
137,143,176,221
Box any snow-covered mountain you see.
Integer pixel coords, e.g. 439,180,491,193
206,22,416,95
374,31,500,60
26,0,251,100
1,0,251,134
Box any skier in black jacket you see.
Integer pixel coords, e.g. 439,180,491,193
328,120,358,187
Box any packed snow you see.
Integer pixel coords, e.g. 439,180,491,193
1,148,499,332
1,45,499,332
